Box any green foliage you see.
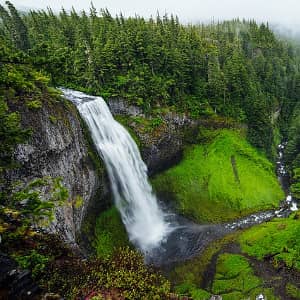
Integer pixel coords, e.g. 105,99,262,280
291,180,300,199
285,103,300,200
73,195,83,208
286,283,300,299
93,207,129,259
14,250,49,278
0,1,30,50
153,129,283,223
41,247,171,299
0,3,298,154
26,99,42,109
212,253,279,300
0,177,69,240
212,254,261,295
175,282,211,300
150,116,163,129
0,96,31,171
239,213,300,271
49,115,58,124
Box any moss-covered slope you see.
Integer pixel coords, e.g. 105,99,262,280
153,129,284,223
239,213,300,272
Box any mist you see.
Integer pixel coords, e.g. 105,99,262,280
1,0,300,35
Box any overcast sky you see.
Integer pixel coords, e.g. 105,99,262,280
1,0,300,33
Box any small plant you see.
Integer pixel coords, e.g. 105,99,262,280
32,71,50,86
26,100,42,109
14,250,49,278
49,115,58,124
74,195,83,208
0,177,69,239
150,116,163,129
286,283,300,299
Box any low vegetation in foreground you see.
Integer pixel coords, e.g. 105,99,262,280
153,129,284,223
1,2,300,299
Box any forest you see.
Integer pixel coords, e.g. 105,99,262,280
0,1,300,299
0,2,300,153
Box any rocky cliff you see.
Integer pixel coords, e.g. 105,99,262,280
3,95,197,247
4,97,109,245
108,99,197,176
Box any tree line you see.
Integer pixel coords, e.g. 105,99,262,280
0,1,300,154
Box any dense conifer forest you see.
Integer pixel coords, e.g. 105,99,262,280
1,1,300,299
0,2,299,152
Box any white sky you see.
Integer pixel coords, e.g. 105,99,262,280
2,0,300,32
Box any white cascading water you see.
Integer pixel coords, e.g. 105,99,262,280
61,89,171,251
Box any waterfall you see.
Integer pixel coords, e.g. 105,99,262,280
62,89,171,251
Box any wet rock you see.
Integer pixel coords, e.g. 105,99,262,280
0,253,41,299
108,99,197,175
108,98,144,116
3,99,109,245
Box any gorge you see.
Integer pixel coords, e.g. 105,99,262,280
1,2,300,299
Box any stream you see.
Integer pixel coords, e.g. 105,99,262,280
63,88,298,268
146,144,299,266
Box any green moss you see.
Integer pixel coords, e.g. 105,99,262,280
286,283,300,299
221,291,244,300
190,288,211,300
175,282,211,300
26,99,42,109
13,250,49,278
239,213,300,271
49,115,57,124
212,254,279,300
169,232,240,288
78,112,104,177
212,254,261,294
153,129,283,223
93,206,129,259
115,115,142,149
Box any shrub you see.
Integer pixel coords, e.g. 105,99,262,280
26,100,42,109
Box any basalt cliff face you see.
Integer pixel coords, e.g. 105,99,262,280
4,98,109,245
108,98,196,176
3,95,196,246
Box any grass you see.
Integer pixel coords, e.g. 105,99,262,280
152,129,284,223
239,212,300,271
93,206,130,259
